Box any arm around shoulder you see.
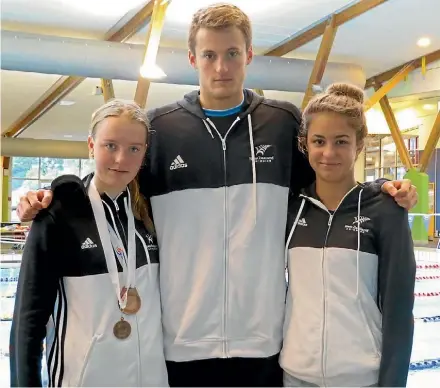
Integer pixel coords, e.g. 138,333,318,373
376,199,416,387
10,211,61,387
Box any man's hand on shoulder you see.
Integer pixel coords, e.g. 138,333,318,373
381,179,418,210
17,189,53,222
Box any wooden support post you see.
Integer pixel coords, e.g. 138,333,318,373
101,79,115,102
364,62,416,110
375,84,413,169
301,15,337,110
419,112,440,172
134,0,170,108
1,156,11,222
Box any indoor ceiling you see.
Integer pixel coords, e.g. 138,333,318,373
1,0,439,141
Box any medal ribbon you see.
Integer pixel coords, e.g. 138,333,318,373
88,179,136,310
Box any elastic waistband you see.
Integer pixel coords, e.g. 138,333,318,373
164,337,282,362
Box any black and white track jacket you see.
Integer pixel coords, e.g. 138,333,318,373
280,183,416,387
141,88,315,361
10,174,168,387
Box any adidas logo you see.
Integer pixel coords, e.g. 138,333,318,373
298,218,308,227
81,238,97,249
170,155,187,170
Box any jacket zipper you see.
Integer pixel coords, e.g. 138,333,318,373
301,186,358,387
321,215,333,387
206,117,240,357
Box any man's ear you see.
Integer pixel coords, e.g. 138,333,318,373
246,45,253,65
188,49,197,70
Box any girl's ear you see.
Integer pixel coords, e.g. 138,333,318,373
87,136,95,159
355,140,364,159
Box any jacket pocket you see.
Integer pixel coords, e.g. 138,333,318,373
357,300,381,358
76,334,102,387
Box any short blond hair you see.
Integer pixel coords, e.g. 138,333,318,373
188,3,252,54
299,83,368,153
90,99,154,234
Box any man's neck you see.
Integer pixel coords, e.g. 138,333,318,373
199,90,244,110
315,178,357,211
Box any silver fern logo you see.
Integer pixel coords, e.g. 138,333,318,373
255,145,271,156
251,144,274,163
354,216,370,225
345,216,370,234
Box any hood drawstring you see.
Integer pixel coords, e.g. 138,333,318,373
202,120,214,139
247,114,257,226
285,198,306,269
203,114,257,226
356,188,364,297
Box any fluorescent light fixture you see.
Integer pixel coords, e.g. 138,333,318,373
417,37,431,48
139,0,170,80
140,63,167,79
63,135,73,138
423,104,436,111
59,100,75,106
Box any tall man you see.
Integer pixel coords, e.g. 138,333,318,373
17,3,417,387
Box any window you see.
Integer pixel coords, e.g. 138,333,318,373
364,135,418,181
10,157,95,221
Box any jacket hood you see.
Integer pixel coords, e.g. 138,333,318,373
301,181,383,212
177,88,264,119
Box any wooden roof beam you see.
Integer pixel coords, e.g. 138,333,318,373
4,0,155,138
375,83,413,170
365,49,440,89
419,112,440,173
301,15,338,110
101,79,116,102
364,61,416,110
134,0,171,108
263,0,389,57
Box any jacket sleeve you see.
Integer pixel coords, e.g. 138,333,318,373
10,211,60,387
376,201,416,387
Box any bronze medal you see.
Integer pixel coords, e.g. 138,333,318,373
113,317,131,339
120,287,141,315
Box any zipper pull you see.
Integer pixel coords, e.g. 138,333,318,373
328,214,333,226
114,200,119,211
222,139,227,151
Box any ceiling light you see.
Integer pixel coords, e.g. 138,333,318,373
140,63,167,79
417,37,431,48
63,135,73,138
59,100,75,106
423,104,436,111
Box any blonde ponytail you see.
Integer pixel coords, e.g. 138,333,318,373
128,176,155,235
